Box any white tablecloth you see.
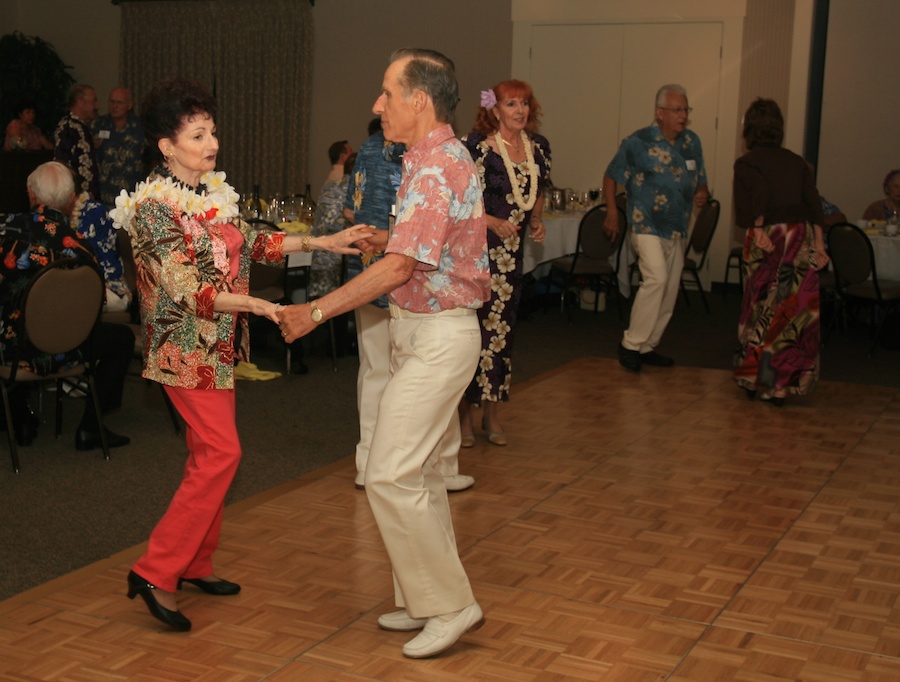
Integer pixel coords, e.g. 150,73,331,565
522,212,582,274
522,210,633,297
869,233,900,281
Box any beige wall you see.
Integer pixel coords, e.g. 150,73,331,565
818,0,900,220
3,0,511,200
6,0,897,276
9,0,121,103
308,0,512,197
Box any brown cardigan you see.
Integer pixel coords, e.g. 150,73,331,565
733,146,826,229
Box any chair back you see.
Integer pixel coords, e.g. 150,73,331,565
828,221,876,293
577,204,624,266
22,258,104,356
686,198,720,267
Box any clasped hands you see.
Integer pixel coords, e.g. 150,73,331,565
275,225,386,342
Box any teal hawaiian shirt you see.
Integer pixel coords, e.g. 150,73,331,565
606,123,707,239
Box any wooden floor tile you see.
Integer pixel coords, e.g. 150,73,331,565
3,357,900,680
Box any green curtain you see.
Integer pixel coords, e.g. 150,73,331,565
119,0,313,199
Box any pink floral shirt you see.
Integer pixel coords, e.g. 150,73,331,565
386,124,489,313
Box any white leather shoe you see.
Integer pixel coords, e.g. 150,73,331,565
377,609,428,632
402,602,484,659
443,474,475,492
354,470,365,490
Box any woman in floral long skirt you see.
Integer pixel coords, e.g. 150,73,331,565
733,98,830,406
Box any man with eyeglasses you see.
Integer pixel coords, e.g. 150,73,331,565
602,83,709,373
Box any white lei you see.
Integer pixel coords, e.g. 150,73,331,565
70,191,89,232
494,130,538,212
109,170,240,230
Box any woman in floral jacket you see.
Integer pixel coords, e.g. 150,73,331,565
112,77,370,632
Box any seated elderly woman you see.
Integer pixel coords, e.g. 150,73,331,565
862,169,900,222
3,99,53,151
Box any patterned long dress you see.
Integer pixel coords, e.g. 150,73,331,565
733,222,820,395
462,131,551,404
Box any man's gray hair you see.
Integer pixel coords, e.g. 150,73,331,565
390,48,459,125
655,84,687,108
27,161,75,211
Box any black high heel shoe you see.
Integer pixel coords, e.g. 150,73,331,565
127,570,192,631
178,576,241,596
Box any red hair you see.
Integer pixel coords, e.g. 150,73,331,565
471,79,542,137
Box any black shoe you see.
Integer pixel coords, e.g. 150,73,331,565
743,387,757,400
639,350,675,367
178,577,241,595
75,428,130,451
617,343,641,373
127,570,192,632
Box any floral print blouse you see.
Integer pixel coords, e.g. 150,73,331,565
124,172,285,390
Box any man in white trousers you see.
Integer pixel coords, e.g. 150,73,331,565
279,47,489,659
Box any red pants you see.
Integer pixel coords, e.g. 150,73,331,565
132,386,241,592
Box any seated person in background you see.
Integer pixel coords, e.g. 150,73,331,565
820,195,847,228
3,99,53,151
71,191,132,314
0,161,134,450
863,169,900,221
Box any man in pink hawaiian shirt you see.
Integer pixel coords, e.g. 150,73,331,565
280,48,489,659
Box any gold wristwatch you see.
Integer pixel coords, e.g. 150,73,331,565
310,301,325,324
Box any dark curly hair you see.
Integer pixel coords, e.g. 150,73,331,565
742,97,784,149
141,77,217,164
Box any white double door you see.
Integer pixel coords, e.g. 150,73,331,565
528,22,723,194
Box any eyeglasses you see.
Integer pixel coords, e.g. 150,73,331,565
659,107,693,115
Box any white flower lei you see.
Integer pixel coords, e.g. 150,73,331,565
109,170,240,230
494,130,538,212
70,191,89,232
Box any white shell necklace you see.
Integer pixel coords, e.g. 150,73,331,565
494,130,538,211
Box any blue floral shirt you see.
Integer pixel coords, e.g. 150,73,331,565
92,112,146,206
343,131,405,309
72,193,131,300
606,122,707,239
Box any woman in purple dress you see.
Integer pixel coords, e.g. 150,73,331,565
458,80,551,446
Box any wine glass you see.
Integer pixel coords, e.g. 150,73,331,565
588,187,601,205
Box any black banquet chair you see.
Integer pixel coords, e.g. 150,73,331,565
827,221,900,356
546,203,626,322
0,258,109,472
680,198,720,313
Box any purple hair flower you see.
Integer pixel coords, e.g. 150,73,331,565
480,89,497,110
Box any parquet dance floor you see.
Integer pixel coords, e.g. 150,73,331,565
3,357,900,681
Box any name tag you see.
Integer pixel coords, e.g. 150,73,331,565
686,159,696,171
98,130,111,140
